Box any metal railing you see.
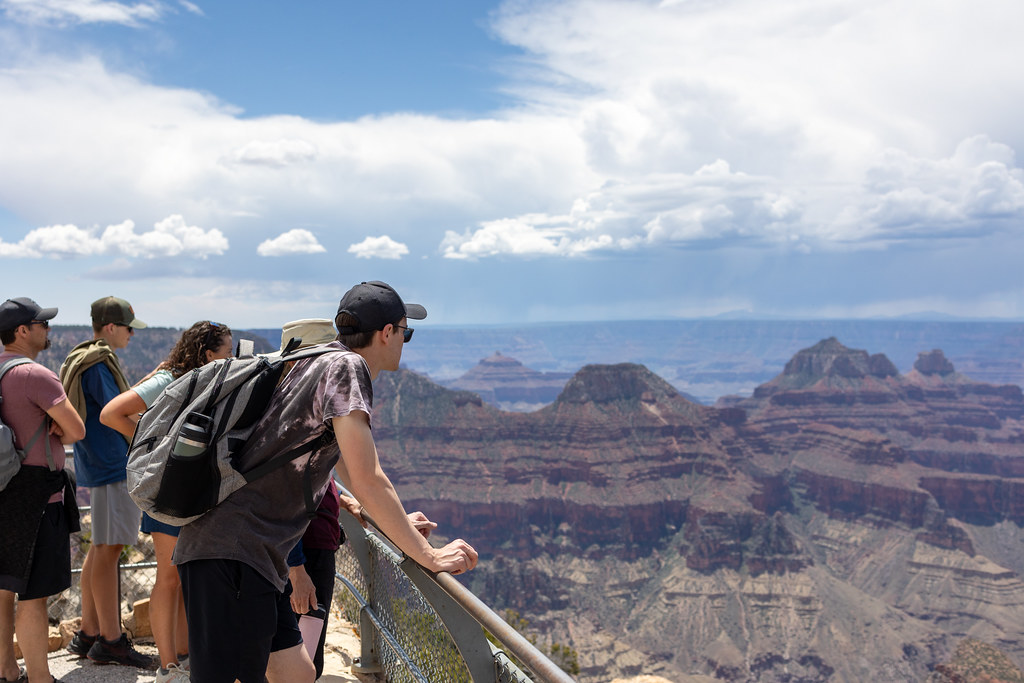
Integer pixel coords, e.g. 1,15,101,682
47,504,575,683
335,509,576,683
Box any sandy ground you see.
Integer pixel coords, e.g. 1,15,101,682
36,614,377,682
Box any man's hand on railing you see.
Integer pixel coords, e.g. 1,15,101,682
424,539,479,576
407,511,437,538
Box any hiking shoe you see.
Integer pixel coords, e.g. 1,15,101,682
66,630,97,657
155,663,190,682
0,664,26,683
86,633,158,669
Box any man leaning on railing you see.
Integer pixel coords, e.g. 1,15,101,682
172,281,478,683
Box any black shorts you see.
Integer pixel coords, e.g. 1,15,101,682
179,558,301,683
21,502,72,601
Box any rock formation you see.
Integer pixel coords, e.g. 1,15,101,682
370,338,1024,682
442,351,573,411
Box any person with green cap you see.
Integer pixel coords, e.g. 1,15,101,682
60,296,155,669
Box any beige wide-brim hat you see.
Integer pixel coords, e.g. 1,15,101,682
280,318,336,350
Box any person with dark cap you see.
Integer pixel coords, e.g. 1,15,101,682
174,282,478,683
59,297,155,669
0,298,85,683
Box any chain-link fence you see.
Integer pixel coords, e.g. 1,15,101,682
334,511,564,683
46,506,157,628
336,536,474,682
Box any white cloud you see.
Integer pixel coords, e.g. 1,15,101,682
0,56,592,243
440,214,620,260
347,235,409,260
1,0,165,26
257,229,327,257
231,139,319,168
441,136,1024,259
0,215,227,259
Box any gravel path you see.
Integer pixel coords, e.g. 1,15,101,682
37,616,377,682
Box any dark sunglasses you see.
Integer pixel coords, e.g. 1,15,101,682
393,324,414,343
28,320,49,329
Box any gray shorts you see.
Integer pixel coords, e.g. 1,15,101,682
89,480,141,546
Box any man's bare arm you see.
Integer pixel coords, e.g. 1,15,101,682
46,398,85,444
332,413,477,574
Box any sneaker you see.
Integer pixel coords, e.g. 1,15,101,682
176,653,189,671
66,630,97,657
86,633,159,669
0,665,26,683
155,663,190,682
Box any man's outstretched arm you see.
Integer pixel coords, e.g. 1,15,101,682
331,413,477,575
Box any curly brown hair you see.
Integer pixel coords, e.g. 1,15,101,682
159,320,232,378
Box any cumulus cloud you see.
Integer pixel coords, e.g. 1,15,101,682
231,139,319,168
442,136,1024,259
347,235,409,260
256,229,327,257
837,135,1024,243
441,160,804,259
0,215,227,259
0,0,168,26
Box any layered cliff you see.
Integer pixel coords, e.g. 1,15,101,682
370,338,1024,682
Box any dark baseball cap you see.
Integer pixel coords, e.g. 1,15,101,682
335,281,426,334
91,296,147,328
0,297,58,332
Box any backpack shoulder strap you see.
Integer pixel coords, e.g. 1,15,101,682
0,357,54,470
0,356,34,381
0,357,36,404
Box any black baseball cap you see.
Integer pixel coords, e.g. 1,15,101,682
335,281,426,334
0,297,58,332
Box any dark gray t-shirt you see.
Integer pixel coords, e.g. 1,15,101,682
174,342,372,590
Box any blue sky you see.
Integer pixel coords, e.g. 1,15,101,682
2,0,1023,328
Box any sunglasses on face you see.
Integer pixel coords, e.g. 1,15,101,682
28,320,49,329
393,325,414,343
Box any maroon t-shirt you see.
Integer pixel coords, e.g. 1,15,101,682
0,352,68,503
303,480,342,550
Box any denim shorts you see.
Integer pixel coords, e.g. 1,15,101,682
140,511,181,537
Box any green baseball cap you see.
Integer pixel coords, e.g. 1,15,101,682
91,296,147,328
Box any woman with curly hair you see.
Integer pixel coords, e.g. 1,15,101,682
100,320,232,683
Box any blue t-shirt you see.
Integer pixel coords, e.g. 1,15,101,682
73,363,130,487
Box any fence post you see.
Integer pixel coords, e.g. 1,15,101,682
339,510,382,673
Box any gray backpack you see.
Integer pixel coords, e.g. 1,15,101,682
126,342,343,525
0,357,54,491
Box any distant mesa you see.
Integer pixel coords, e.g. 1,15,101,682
442,351,573,412
557,362,689,406
775,336,899,386
915,348,957,376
